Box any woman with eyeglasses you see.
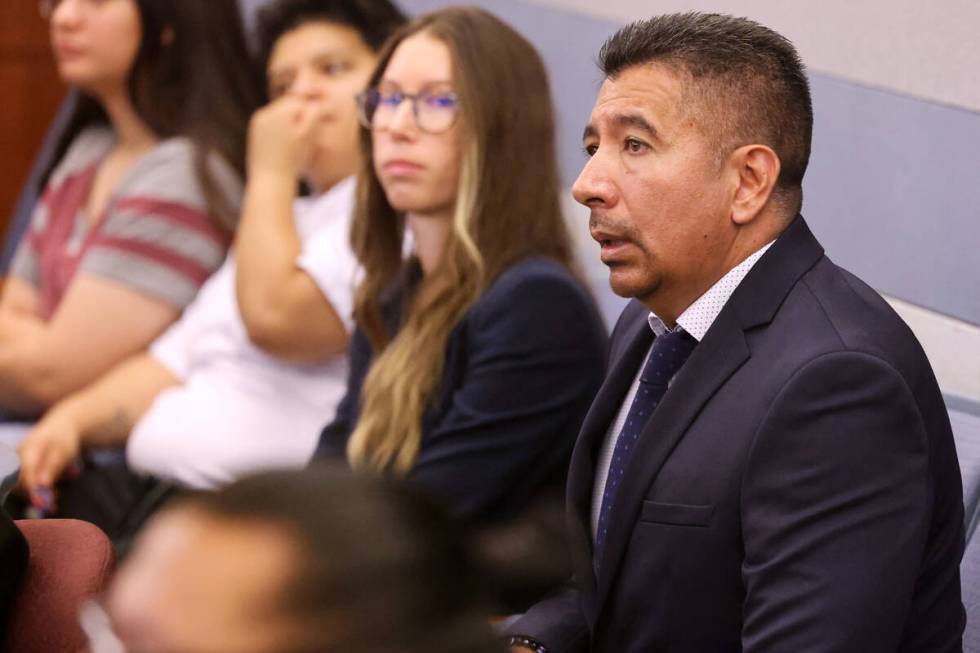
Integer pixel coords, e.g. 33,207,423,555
0,0,261,425
313,7,607,522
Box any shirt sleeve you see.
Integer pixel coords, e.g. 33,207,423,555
9,127,115,288
8,217,42,288
148,309,198,382
148,259,232,381
78,140,241,309
294,201,360,334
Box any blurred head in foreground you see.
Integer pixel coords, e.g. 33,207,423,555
96,467,505,653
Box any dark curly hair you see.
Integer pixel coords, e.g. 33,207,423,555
255,0,407,69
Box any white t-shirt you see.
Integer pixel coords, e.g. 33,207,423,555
126,177,358,489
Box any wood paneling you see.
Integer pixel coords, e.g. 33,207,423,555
0,1,67,240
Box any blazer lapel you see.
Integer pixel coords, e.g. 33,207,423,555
565,305,654,611
591,214,827,620
593,307,750,615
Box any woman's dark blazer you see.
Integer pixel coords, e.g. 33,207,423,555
315,257,608,521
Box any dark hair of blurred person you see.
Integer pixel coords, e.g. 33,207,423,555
100,467,507,653
314,6,607,522
255,0,406,79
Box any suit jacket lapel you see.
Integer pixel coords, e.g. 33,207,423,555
591,215,827,620
593,308,750,615
565,303,653,611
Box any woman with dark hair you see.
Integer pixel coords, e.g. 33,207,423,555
314,7,608,521
16,1,407,523
0,0,262,421
93,467,507,653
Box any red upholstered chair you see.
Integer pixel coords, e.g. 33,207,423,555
2,519,115,653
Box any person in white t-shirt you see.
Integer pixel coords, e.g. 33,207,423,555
16,1,409,508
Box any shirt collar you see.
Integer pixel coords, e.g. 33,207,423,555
297,175,356,210
320,175,356,204
647,240,775,341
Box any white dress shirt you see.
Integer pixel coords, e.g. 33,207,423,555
591,241,775,538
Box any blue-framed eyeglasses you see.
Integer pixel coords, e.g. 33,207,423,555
356,88,460,134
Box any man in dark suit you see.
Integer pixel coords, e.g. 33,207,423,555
507,12,964,652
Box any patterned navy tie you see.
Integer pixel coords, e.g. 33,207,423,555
594,329,698,561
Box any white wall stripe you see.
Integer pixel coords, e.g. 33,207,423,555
525,0,980,114
884,296,980,404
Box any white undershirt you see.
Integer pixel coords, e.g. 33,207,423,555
590,241,775,538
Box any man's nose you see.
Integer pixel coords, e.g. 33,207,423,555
572,153,617,209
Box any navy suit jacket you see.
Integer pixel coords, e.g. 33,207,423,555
510,217,964,651
315,257,608,521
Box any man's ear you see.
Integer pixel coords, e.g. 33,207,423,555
162,25,175,47
729,144,780,226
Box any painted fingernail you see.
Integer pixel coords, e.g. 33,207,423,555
32,487,53,511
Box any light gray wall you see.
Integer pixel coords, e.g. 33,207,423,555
527,0,980,113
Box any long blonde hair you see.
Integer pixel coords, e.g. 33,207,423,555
347,7,573,475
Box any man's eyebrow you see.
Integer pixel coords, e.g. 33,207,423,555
581,114,660,143
614,113,658,138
